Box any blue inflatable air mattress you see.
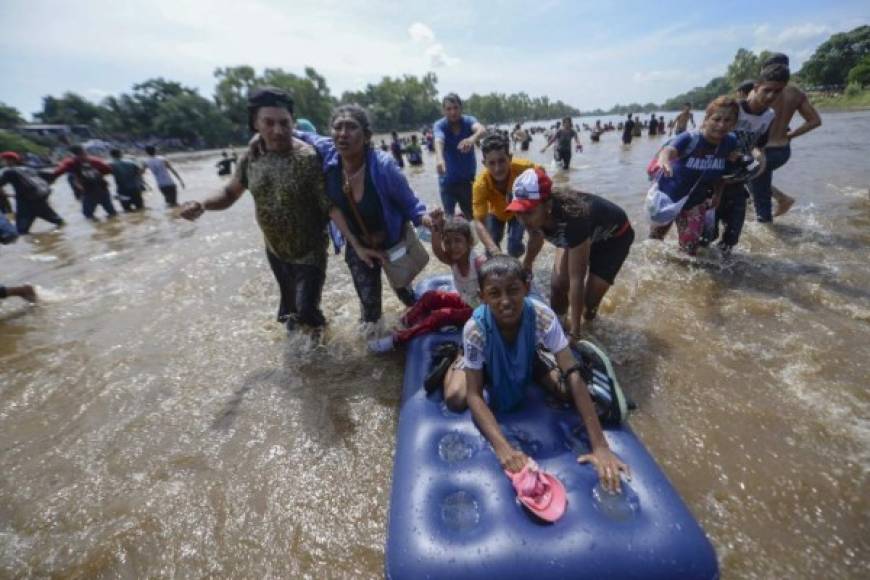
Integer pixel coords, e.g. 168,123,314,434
385,276,719,580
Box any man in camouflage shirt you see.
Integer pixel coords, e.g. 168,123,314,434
180,88,332,330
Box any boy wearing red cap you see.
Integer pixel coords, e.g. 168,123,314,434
508,168,634,339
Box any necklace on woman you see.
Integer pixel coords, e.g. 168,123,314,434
342,162,365,196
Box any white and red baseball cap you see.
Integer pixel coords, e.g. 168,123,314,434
507,168,552,213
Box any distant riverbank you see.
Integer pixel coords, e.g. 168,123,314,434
810,88,870,110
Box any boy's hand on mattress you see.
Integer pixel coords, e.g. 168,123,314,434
497,446,529,473
578,448,631,494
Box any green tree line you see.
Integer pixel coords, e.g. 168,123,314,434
658,25,870,110
0,66,584,150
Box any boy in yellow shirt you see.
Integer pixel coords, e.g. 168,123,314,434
472,133,541,258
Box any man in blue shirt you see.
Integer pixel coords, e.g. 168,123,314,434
433,93,486,218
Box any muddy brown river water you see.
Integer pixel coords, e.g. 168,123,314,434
1,111,868,579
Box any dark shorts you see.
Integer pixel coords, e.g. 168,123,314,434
439,180,473,218
265,248,326,327
159,184,178,206
589,226,634,285
749,144,791,222
556,147,572,169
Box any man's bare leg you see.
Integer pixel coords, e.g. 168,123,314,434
772,186,795,217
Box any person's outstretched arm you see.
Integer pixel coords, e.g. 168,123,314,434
567,240,591,339
465,368,529,472
428,208,452,265
787,98,822,141
554,347,629,492
471,181,501,255
165,160,185,188
179,176,244,220
540,134,557,152
458,120,486,153
656,145,679,177
522,229,544,274
328,207,385,268
474,218,501,256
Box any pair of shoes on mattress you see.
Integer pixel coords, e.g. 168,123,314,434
424,342,459,394
574,340,629,425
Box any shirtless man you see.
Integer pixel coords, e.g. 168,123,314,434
751,53,822,220
670,103,695,136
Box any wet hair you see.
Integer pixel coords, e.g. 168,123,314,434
247,86,294,132
480,132,510,158
69,144,84,156
145,145,156,155
442,216,473,244
110,148,122,158
551,188,590,218
330,104,373,142
442,93,462,108
737,79,755,96
762,52,789,68
478,255,528,290
705,96,739,120
759,63,790,84
683,102,691,108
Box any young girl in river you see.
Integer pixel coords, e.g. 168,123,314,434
444,255,628,493
510,168,634,339
367,210,485,353
647,96,741,254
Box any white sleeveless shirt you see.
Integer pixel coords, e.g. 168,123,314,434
452,250,483,307
145,156,174,187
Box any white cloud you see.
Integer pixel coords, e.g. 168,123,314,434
407,21,458,68
770,23,831,45
1,1,864,115
408,22,435,44
426,44,460,68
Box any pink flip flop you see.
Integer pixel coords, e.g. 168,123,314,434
506,463,567,522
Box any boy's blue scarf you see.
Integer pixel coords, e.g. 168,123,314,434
472,298,536,412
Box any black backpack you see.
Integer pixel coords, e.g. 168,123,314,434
76,160,107,193
17,167,52,200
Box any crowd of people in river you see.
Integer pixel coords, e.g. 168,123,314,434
1,52,823,493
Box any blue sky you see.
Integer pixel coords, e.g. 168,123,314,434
2,0,867,119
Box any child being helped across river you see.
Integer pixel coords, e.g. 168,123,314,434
647,96,741,254
368,211,484,353
443,254,629,493
709,64,787,256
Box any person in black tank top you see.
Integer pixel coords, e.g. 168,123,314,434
506,168,634,340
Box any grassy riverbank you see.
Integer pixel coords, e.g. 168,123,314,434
0,130,50,156
809,88,870,110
